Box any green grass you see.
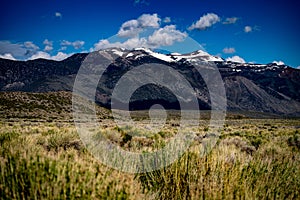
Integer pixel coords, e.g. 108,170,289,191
0,117,299,199
138,141,300,199
0,123,142,199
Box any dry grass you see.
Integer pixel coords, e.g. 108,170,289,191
0,92,299,199
0,118,299,199
0,122,145,199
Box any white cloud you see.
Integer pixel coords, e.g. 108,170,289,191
0,40,76,61
44,45,53,52
92,38,147,51
297,66,300,69
138,13,160,28
272,60,285,65
122,37,148,49
61,40,72,46
55,12,62,18
244,26,252,33
148,25,187,47
223,47,236,54
61,40,85,49
28,51,71,61
60,46,67,51
43,39,53,52
72,41,85,49
92,13,188,51
226,55,246,63
24,41,39,51
92,25,187,51
163,17,171,23
52,52,71,60
133,0,149,6
188,13,220,31
118,20,141,38
0,53,16,60
0,41,27,57
43,39,52,46
28,51,51,60
118,13,161,38
92,39,122,50
0,40,40,59
223,17,238,24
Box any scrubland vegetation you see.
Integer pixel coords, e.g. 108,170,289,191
0,92,299,199
1,118,299,199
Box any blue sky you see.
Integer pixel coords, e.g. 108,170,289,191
0,0,299,67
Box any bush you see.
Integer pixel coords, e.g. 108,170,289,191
287,132,300,150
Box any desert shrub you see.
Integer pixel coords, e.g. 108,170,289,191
221,136,256,154
250,137,263,149
120,132,133,147
45,132,81,152
158,131,166,138
0,131,19,145
287,131,300,150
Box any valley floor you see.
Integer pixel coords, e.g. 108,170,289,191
0,92,299,199
0,116,299,199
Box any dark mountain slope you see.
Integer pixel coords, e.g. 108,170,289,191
0,48,299,116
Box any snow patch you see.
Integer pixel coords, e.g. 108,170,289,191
135,54,145,59
112,49,124,57
126,53,134,58
272,60,285,65
172,50,223,62
133,48,222,63
170,52,181,56
134,48,174,62
149,51,174,62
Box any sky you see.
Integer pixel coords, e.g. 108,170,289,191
0,0,299,68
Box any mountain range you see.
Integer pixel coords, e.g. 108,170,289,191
1,48,300,116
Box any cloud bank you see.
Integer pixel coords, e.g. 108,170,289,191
92,13,187,51
0,53,16,60
28,51,71,61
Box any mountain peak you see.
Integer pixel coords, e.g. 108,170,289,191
0,47,300,115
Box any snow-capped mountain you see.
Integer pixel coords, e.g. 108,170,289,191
104,47,224,63
0,48,299,116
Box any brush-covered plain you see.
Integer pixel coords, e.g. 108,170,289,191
0,92,299,199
